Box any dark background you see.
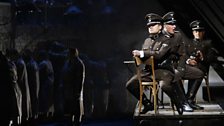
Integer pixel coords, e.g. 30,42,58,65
0,0,224,121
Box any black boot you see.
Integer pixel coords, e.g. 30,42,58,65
173,82,186,115
188,99,204,110
141,95,153,114
161,81,183,115
175,81,193,112
186,79,204,110
170,99,183,115
186,79,194,95
182,102,194,112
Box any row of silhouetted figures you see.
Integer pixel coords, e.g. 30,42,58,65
0,42,87,126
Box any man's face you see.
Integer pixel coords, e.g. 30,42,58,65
164,23,176,34
148,23,162,34
193,30,205,40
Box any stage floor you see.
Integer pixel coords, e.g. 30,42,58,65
133,103,224,126
134,103,224,120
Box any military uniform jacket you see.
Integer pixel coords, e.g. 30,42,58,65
185,38,215,73
141,32,186,73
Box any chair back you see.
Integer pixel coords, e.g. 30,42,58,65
134,56,156,83
134,56,158,114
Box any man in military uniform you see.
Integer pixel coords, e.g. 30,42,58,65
126,13,184,115
162,11,195,112
184,20,217,110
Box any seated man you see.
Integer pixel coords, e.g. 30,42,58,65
126,12,185,115
161,11,193,112
184,20,217,110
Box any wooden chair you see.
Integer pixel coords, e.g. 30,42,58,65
134,56,159,114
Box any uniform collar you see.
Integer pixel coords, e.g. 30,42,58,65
149,32,162,39
162,30,173,38
193,38,201,41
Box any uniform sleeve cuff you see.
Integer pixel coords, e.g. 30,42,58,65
186,59,190,64
139,51,144,58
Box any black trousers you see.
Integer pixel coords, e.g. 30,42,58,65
182,65,204,102
183,65,204,80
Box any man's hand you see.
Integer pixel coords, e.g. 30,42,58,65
188,59,197,66
197,50,203,61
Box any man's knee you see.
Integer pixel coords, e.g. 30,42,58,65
196,69,204,79
160,80,172,90
126,75,138,90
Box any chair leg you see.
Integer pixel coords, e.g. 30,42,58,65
205,77,211,102
152,87,157,114
139,85,143,114
160,90,164,109
170,101,176,115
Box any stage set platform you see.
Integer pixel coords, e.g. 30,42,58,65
133,103,224,126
